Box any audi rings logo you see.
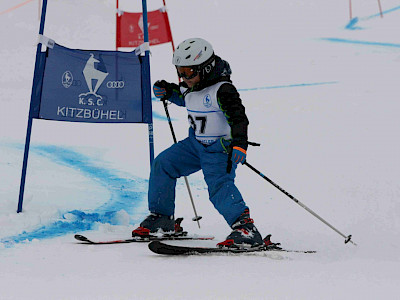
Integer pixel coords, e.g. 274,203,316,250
106,81,125,88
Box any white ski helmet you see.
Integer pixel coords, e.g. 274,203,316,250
172,38,216,78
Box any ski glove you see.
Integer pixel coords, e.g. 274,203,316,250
153,80,173,100
231,146,247,165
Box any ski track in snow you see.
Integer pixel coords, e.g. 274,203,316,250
0,144,147,247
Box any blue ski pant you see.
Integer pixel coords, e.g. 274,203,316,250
148,130,248,227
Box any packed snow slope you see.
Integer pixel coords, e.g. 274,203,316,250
1,0,400,299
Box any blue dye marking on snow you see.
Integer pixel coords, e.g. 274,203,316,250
153,110,169,120
320,38,400,48
151,97,178,121
152,82,337,114
344,5,400,30
31,145,148,216
1,218,94,248
364,5,400,20
0,145,148,248
238,81,338,92
151,83,337,106
153,108,173,121
345,17,363,30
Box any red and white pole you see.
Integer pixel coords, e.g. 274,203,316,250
349,0,353,20
377,0,383,18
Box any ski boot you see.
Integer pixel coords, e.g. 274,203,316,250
217,209,264,249
132,213,175,239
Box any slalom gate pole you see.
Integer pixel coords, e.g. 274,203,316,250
141,0,155,166
17,0,48,213
244,161,357,246
161,99,202,228
349,0,353,20
377,0,383,18
116,0,119,50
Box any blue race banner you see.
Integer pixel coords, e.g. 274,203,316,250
18,0,154,213
39,43,146,123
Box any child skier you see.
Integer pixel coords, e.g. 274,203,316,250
132,38,264,249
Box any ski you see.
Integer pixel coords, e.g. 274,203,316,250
148,235,316,255
75,217,214,245
74,233,214,245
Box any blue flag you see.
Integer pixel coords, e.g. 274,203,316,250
39,43,148,123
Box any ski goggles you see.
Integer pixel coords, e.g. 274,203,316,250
176,66,198,80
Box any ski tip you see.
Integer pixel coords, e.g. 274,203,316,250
148,241,202,255
74,234,89,242
148,241,166,255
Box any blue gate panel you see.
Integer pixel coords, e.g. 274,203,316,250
39,44,147,123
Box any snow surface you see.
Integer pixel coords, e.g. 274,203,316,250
1,0,400,299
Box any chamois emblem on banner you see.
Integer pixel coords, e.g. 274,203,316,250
138,15,146,34
78,53,109,105
83,54,109,95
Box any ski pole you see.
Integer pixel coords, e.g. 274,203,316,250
244,161,357,246
161,99,202,228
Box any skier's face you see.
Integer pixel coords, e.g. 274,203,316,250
183,73,200,88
